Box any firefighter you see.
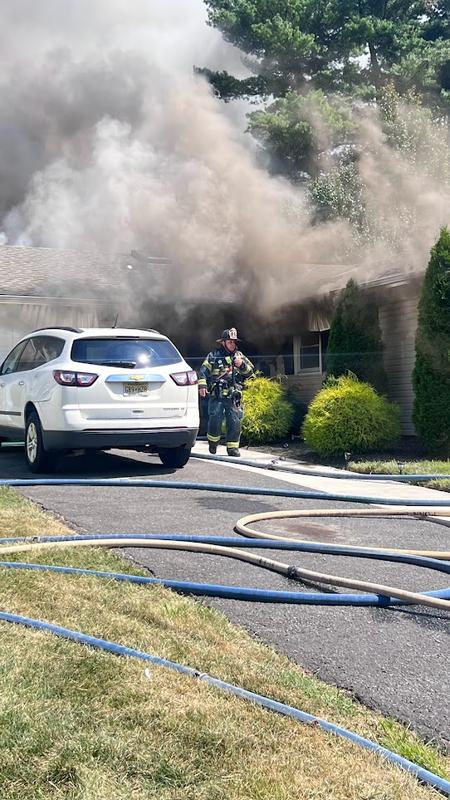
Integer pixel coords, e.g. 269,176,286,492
198,327,254,457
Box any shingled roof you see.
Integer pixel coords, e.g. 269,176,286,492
0,246,168,299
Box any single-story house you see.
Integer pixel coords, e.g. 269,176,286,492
0,245,424,435
153,268,423,436
0,245,169,356
266,271,423,436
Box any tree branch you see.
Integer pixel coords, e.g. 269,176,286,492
368,41,381,85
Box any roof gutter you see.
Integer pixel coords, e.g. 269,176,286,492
0,294,112,307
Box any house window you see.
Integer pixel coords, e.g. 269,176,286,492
293,331,329,374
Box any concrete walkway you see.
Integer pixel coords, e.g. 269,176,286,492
191,441,450,527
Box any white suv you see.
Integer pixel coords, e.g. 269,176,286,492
0,327,199,472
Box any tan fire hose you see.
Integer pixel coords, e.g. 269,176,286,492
2,529,450,611
235,507,450,559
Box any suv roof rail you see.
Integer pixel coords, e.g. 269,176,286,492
143,328,160,334
31,326,84,334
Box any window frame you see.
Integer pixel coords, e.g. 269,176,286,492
293,332,328,375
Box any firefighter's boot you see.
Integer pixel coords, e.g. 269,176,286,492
227,448,240,457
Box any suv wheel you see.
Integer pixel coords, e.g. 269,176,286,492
158,446,191,469
25,411,56,473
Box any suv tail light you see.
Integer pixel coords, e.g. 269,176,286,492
53,370,98,387
170,370,198,386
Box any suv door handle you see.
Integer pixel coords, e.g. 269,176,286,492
18,380,25,386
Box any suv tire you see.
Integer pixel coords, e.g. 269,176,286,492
158,445,191,469
25,411,56,473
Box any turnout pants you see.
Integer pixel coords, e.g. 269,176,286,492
207,396,243,450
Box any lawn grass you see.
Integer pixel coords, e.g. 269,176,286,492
0,487,448,799
348,460,450,492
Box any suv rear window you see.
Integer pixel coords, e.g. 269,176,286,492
71,337,182,369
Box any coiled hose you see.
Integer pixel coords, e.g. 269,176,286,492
0,466,449,794
1,474,449,610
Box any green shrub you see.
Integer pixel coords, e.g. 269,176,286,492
413,227,450,454
302,375,400,456
327,279,388,392
242,377,294,444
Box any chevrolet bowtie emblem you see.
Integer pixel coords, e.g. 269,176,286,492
129,375,145,381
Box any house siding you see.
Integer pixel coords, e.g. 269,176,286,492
378,290,419,436
285,373,323,405
281,283,421,436
0,300,103,362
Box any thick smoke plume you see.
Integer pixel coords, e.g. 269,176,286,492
0,0,449,315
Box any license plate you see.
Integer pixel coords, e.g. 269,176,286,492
124,383,149,396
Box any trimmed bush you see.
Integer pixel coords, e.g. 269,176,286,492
327,279,388,392
413,227,450,454
302,375,400,456
242,377,294,444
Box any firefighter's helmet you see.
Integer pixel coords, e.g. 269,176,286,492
217,327,241,343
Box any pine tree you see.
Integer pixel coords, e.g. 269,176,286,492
326,279,388,393
413,228,450,453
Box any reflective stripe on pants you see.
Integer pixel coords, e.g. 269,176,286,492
207,396,243,449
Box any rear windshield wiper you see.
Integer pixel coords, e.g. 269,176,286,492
94,360,138,368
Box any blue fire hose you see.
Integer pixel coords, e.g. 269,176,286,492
0,609,448,795
2,557,450,607
1,475,450,505
0,469,449,793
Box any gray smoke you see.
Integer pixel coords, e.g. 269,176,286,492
0,0,449,314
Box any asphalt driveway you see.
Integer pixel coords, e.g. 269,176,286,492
1,444,449,749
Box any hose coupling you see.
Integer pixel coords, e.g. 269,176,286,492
287,565,301,579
